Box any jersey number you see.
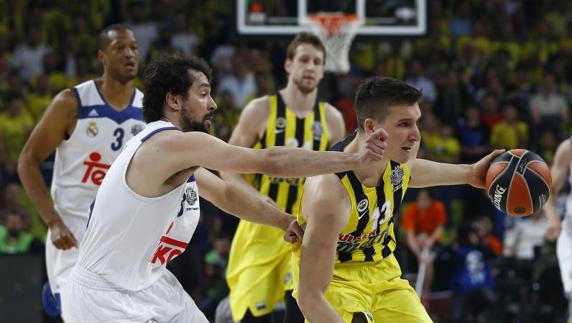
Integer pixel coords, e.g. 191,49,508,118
111,128,124,151
371,200,392,231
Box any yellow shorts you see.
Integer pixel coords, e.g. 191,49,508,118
324,264,433,323
227,220,293,320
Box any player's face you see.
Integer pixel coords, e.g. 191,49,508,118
376,103,421,164
180,71,217,133
285,44,325,94
101,29,139,83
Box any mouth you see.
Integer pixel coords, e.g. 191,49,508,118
401,146,412,152
204,113,214,121
124,62,136,69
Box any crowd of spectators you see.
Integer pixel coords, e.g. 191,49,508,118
1,0,572,321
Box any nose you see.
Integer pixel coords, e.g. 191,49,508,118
209,96,218,111
409,125,421,142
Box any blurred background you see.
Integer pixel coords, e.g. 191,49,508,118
0,0,571,322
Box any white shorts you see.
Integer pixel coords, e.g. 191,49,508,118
46,214,88,294
557,222,572,294
61,267,208,323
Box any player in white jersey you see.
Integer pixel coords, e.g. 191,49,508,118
545,136,572,323
61,54,387,322
17,25,144,315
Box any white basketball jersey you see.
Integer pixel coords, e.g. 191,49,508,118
76,121,200,291
51,80,146,218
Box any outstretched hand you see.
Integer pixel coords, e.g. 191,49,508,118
469,149,505,189
358,128,389,168
284,219,304,243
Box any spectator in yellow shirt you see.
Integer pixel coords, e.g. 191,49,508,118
490,104,528,150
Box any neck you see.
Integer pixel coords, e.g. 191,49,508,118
344,132,389,186
280,82,317,114
99,73,134,110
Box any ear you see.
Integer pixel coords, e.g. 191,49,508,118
97,49,105,65
284,58,292,74
165,92,182,112
363,118,376,134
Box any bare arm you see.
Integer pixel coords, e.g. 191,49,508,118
17,89,78,249
325,103,346,145
409,150,504,188
153,128,386,183
297,175,349,323
195,168,297,234
220,97,269,195
545,140,571,240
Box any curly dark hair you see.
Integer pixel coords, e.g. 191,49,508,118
354,77,422,131
143,54,213,122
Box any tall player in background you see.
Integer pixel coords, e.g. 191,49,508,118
544,137,572,323
221,32,346,322
17,24,145,314
292,77,503,323
60,54,386,322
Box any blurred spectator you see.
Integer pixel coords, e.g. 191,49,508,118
26,74,52,122
456,105,490,163
424,124,461,163
213,90,241,141
504,211,547,261
451,222,497,323
479,93,503,130
535,129,558,165
217,52,257,109
475,215,503,257
490,104,529,150
11,26,51,81
202,236,230,319
0,208,43,254
124,0,158,61
171,14,200,56
402,189,448,296
529,72,569,129
405,60,436,104
0,94,34,177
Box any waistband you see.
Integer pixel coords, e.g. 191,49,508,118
69,266,126,291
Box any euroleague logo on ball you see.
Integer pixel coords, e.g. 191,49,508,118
492,185,507,210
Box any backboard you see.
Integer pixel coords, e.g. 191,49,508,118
237,0,427,36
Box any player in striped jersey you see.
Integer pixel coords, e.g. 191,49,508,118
18,25,145,316
222,32,346,322
292,77,503,323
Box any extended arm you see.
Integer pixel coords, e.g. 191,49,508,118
297,175,350,323
545,140,571,240
409,150,504,188
195,168,298,236
17,90,79,249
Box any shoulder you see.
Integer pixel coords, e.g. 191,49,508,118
304,174,349,210
237,96,272,125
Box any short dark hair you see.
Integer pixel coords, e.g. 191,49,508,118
143,54,213,122
353,77,422,131
286,32,326,64
98,24,132,50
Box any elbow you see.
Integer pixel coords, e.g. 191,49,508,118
17,149,34,177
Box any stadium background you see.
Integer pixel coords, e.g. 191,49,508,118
0,0,571,322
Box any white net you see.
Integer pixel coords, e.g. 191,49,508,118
306,14,362,73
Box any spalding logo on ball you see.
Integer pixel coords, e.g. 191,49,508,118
485,149,552,216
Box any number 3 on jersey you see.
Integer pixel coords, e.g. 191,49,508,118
111,128,124,151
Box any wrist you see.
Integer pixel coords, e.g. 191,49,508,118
279,214,294,231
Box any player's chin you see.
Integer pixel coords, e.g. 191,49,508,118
394,149,411,163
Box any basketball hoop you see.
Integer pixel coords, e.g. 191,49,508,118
306,13,362,73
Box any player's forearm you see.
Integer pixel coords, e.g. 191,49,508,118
222,181,291,231
219,170,261,196
298,293,344,323
544,195,561,224
259,147,360,178
410,159,472,187
17,156,61,226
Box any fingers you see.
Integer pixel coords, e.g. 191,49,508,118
487,149,506,161
371,127,389,141
52,231,78,250
284,221,304,243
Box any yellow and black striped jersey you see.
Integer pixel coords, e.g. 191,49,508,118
252,93,330,213
297,132,410,264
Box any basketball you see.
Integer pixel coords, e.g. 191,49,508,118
485,149,552,216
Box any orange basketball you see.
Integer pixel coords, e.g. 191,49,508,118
485,149,552,216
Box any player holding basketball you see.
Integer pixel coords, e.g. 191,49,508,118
17,24,144,314
60,54,386,322
292,77,503,323
545,138,572,323
221,32,346,322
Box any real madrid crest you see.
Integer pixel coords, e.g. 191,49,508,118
131,123,144,136
186,185,198,206
86,122,99,137
390,165,404,191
